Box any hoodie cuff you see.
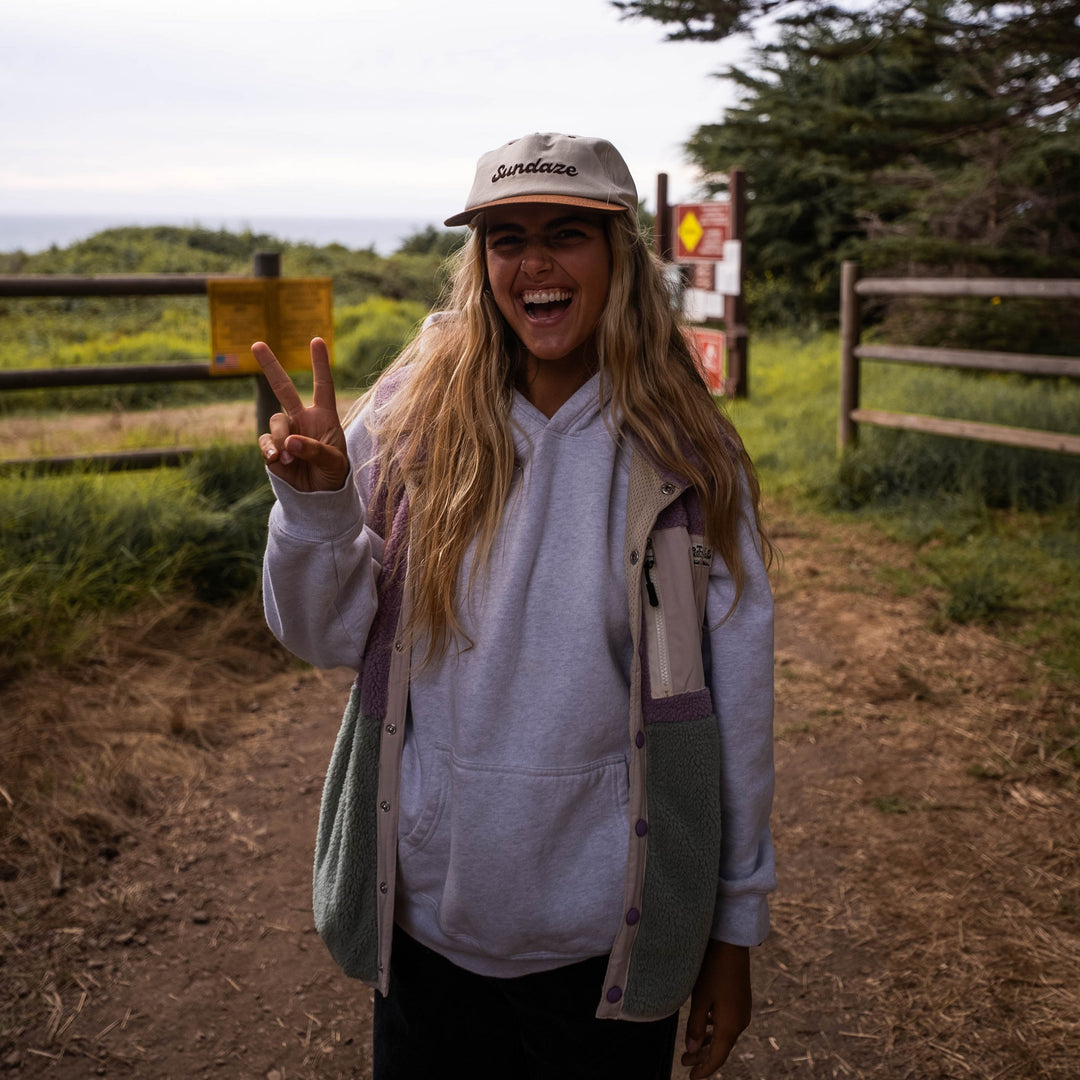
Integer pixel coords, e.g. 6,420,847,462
710,892,771,947
267,469,363,542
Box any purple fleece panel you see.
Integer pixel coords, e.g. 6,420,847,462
653,499,688,532
359,469,409,720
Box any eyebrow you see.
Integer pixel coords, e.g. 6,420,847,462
486,214,596,237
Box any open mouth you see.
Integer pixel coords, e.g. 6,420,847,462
521,288,572,319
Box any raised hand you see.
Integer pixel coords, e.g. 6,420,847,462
253,337,350,492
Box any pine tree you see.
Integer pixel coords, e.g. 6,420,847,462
618,0,1080,324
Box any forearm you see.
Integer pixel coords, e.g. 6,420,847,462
707,497,777,944
263,471,383,671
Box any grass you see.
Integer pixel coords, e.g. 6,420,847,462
0,224,445,417
0,444,273,679
0,294,427,416
3,328,1076,681
728,331,1080,680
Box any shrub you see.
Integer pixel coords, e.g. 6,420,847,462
333,297,428,393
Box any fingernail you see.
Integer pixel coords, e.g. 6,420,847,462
685,1038,701,1053
280,450,294,465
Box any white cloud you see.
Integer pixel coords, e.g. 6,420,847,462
0,0,748,218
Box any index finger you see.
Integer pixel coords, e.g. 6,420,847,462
251,341,305,418
309,337,338,414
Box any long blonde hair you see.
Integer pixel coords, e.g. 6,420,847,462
351,210,770,662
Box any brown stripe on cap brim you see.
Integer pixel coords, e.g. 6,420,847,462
444,193,631,228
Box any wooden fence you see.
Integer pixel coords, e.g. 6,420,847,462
0,252,283,470
839,261,1080,455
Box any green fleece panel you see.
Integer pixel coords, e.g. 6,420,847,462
623,714,722,1018
312,684,382,981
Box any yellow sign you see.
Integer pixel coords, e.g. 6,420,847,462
678,210,704,254
207,278,334,375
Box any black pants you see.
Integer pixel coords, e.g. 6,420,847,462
374,925,679,1080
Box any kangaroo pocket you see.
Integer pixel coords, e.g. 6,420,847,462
407,751,630,960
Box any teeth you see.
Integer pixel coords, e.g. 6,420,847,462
522,289,571,305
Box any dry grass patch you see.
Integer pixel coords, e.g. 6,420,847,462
0,595,294,911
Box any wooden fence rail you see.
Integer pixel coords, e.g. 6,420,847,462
839,261,1080,455
0,253,283,471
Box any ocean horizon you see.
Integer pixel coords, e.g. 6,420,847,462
0,213,444,257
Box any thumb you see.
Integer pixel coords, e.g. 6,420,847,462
684,993,708,1054
283,434,321,459
284,434,349,488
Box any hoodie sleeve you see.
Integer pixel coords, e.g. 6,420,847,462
705,479,776,946
261,414,384,672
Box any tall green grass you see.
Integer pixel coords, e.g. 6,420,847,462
729,333,1080,676
3,331,1077,680
0,445,272,678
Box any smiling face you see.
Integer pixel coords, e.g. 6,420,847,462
483,203,613,377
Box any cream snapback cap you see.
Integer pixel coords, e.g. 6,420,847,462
444,132,638,227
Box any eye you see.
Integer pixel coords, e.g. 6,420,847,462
487,233,522,252
554,227,587,243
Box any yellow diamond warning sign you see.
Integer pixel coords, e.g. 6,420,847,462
674,202,731,261
678,211,704,253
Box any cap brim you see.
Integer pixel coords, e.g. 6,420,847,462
443,194,630,228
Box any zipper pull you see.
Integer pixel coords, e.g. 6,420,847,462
643,540,659,607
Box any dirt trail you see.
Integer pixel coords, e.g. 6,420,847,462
2,505,1078,1079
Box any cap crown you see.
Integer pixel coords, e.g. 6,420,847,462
444,133,638,227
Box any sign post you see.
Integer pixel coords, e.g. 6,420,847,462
725,168,748,398
206,253,334,434
657,169,748,398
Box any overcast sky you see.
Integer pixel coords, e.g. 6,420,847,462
1,0,751,224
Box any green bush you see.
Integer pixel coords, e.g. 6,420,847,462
333,297,428,393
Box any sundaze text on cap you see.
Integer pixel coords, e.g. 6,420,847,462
491,159,580,183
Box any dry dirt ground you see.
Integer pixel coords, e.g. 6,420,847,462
2,467,1078,1078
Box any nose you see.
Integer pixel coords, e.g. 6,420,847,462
520,243,551,278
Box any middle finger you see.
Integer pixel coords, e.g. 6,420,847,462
309,337,338,414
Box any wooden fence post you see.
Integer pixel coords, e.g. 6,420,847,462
839,260,861,450
253,251,281,435
725,167,749,398
654,173,672,261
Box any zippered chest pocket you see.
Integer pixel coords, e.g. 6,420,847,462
642,530,709,699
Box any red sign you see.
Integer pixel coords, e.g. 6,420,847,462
673,202,731,262
688,327,727,394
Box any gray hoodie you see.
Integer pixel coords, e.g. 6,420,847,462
262,373,775,988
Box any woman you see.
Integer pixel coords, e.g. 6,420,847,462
254,132,775,1080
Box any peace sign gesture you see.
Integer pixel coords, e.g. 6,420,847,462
253,337,350,492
